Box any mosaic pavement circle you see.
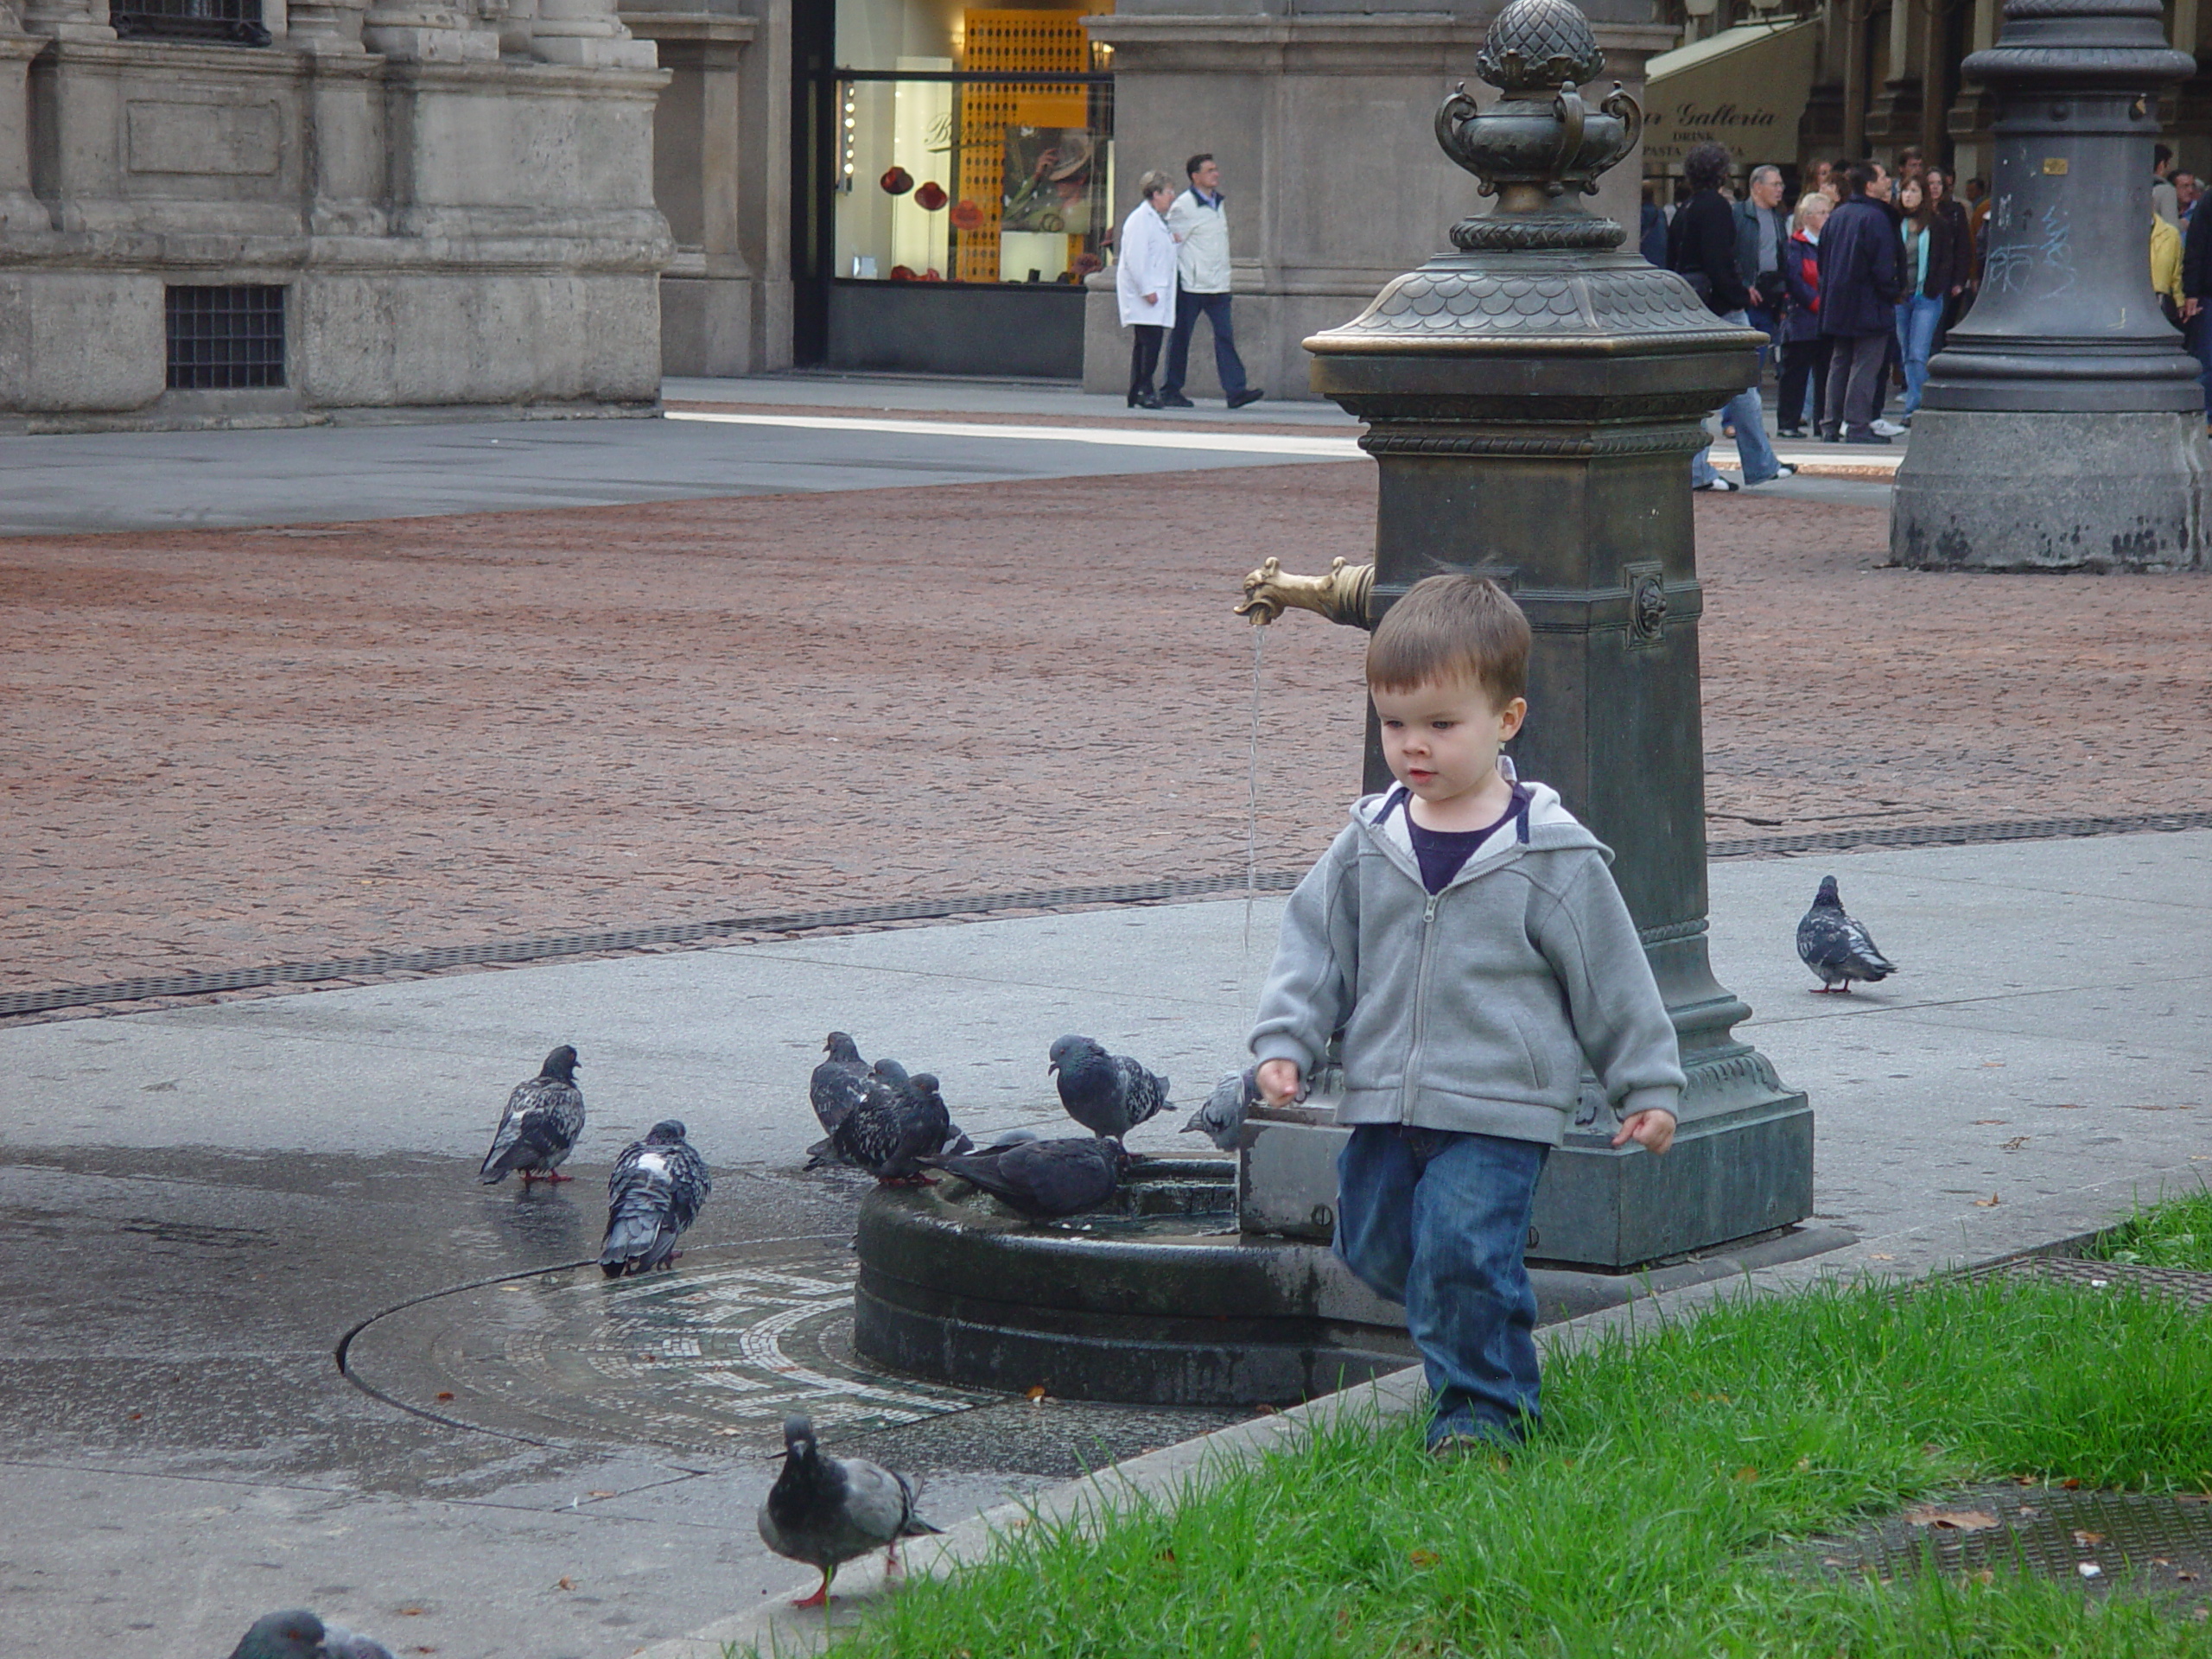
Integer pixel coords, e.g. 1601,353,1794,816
342,1237,992,1454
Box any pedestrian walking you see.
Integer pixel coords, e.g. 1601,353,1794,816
1777,193,1831,438
1818,159,1905,444
1115,170,1180,409
1248,573,1681,1457
1892,175,1956,423
1734,163,1791,372
1160,153,1263,410
1668,142,1792,490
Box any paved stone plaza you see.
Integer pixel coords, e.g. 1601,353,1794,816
3,381,2210,1656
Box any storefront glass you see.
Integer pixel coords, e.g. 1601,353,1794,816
829,2,1114,288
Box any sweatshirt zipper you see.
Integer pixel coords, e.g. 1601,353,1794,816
1402,890,1440,1123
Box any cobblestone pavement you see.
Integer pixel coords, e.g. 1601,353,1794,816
5,479,2209,1004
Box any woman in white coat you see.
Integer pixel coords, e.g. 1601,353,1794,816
1116,171,1180,409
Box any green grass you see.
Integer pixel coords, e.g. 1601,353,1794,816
2084,1182,2212,1271
800,1278,2212,1659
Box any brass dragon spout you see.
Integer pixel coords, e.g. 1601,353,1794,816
1234,556,1377,630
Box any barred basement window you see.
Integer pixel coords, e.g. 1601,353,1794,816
111,0,270,46
166,285,287,391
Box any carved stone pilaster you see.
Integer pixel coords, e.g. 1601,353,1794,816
531,0,652,68
19,0,114,43
287,0,369,53
363,0,495,61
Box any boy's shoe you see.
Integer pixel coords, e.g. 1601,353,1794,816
1157,391,1196,409
1427,1415,1517,1459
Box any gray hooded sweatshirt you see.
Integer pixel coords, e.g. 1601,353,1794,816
1249,779,1684,1146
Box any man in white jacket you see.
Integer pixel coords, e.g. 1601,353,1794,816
1160,155,1263,410
1116,170,1180,409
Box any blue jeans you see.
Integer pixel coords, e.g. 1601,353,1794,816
1163,289,1248,397
1894,293,1943,416
1335,1125,1549,1446
1690,311,1782,486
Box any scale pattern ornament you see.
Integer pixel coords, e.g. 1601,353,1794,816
1333,263,1737,342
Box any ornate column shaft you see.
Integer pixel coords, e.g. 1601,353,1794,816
1893,0,2208,571
1254,0,1815,1270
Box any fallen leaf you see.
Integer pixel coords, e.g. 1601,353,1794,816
1026,1385,1047,1403
2063,1478,2083,1491
2156,1558,2172,1567
1972,1568,1995,1586
434,1392,454,1402
2074,1529,2107,1548
1408,1548,1441,1567
1905,1508,2001,1532
1984,1061,2006,1068
2181,1571,2199,1582
2000,1136,2031,1152
128,1413,143,1421
1795,1457,1812,1473
1735,1465,1759,1484
556,1577,575,1591
2018,1505,2040,1517
588,1491,615,1499
1974,1194,2001,1207
1972,1119,2008,1125
1869,1253,1897,1262
1155,1548,1177,1565
714,1427,743,1436
400,1607,426,1617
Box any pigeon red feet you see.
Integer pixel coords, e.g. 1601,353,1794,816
884,1541,904,1576
791,1573,832,1610
543,1170,575,1182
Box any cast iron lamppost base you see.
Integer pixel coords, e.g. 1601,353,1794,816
1891,0,2207,573
1241,0,1812,1270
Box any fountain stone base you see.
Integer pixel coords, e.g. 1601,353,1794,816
852,1154,1416,1407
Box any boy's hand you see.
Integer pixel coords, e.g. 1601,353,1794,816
1611,1109,1677,1155
1255,1059,1303,1108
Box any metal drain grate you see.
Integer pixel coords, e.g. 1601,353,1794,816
166,284,286,389
4,808,2208,1019
1810,1483,2212,1603
1961,1254,2212,1312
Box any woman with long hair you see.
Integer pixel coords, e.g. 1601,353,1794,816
1924,165,1973,337
1892,175,1957,423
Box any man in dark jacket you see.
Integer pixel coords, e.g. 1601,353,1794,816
1669,142,1789,488
1734,164,1791,366
2183,193,2212,426
1817,160,1903,444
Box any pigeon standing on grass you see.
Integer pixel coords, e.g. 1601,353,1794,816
1049,1035,1169,1143
1181,1067,1261,1151
1797,875,1897,993
226,1610,394,1659
599,1120,711,1276
478,1044,585,1185
920,1135,1128,1219
758,1413,942,1608
821,1068,952,1183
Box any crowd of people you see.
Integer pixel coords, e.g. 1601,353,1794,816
1651,139,2210,478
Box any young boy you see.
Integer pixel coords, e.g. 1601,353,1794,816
1248,574,1683,1453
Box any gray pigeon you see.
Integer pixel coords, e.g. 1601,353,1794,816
921,1135,1128,1219
478,1044,584,1185
758,1412,942,1607
599,1120,711,1276
1797,874,1897,993
825,1068,951,1183
1181,1067,1262,1151
1049,1035,1170,1143
810,1032,874,1138
226,1610,395,1659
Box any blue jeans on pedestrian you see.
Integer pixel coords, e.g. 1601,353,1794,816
1894,293,1942,416
1163,289,1248,397
1334,1124,1549,1446
1689,310,1782,486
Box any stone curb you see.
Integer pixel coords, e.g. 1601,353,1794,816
630,1156,2202,1658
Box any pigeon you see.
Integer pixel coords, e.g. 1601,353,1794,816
1796,874,1897,994
226,1610,395,1659
599,1120,711,1276
1181,1067,1262,1152
1049,1035,1170,1143
810,1032,874,1139
477,1044,585,1185
920,1135,1128,1219
758,1412,942,1608
823,1068,952,1183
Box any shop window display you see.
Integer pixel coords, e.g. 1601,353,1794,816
830,2,1113,287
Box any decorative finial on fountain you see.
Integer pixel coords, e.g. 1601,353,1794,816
1434,0,1641,251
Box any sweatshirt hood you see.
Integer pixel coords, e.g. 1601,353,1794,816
1349,769,1608,889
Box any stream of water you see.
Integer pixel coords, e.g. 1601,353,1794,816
1245,624,1264,953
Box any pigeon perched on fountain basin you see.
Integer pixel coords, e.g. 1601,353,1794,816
921,1135,1129,1219
758,1412,942,1607
478,1044,584,1185
599,1120,711,1276
226,1609,394,1659
1181,1067,1261,1151
1049,1035,1169,1143
1796,875,1897,993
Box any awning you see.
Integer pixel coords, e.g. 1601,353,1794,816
1642,19,1821,173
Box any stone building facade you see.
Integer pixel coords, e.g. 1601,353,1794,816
2,0,673,427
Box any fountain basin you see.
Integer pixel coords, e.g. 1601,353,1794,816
853,1155,1416,1406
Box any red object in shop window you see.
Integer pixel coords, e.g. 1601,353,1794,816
914,181,949,212
889,265,918,281
880,166,914,195
948,197,985,231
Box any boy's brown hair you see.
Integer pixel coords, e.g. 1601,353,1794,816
1364,574,1530,709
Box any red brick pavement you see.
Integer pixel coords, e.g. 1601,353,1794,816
3,475,2208,1002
